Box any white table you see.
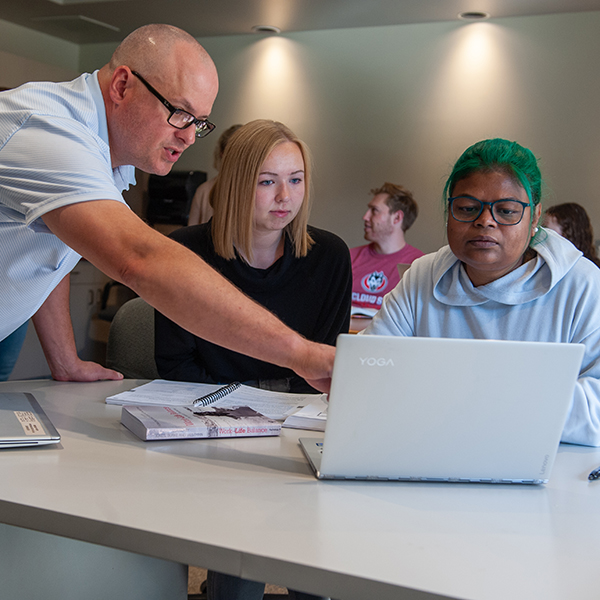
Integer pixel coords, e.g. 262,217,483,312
1,378,600,600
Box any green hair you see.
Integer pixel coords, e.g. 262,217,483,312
445,137,542,201
443,138,543,242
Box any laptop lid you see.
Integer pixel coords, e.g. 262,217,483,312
302,335,584,484
0,392,61,448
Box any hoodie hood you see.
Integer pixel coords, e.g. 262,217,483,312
432,228,582,307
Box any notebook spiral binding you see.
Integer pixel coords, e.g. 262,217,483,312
193,382,242,407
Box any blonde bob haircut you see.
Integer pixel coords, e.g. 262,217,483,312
210,119,314,261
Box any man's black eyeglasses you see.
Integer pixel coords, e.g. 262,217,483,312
131,70,215,138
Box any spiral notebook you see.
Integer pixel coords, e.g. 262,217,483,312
192,382,241,408
106,379,324,421
300,335,584,484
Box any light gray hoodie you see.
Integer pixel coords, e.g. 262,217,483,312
366,228,600,446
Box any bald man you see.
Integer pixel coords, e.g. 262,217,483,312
0,25,333,390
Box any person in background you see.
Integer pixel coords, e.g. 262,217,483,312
543,202,600,267
364,138,600,447
350,183,424,315
155,119,351,600
187,123,242,225
0,24,335,390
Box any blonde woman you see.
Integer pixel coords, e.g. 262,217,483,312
156,119,351,393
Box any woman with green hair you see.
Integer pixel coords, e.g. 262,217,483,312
364,138,600,447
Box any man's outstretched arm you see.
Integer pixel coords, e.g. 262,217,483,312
42,200,335,390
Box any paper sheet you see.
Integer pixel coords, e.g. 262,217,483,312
106,379,325,421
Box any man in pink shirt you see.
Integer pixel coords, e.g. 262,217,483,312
350,182,424,315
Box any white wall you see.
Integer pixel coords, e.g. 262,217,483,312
77,11,600,253
0,49,78,88
0,18,79,80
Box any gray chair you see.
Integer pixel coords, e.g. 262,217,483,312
106,298,160,379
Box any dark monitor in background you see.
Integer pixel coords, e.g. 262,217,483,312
146,170,207,226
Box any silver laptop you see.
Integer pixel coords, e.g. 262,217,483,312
300,335,584,484
0,392,61,448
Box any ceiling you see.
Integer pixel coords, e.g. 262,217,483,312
2,0,600,45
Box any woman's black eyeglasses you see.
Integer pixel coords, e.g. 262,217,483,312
448,195,531,225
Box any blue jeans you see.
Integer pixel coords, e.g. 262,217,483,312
0,322,28,382
206,570,328,600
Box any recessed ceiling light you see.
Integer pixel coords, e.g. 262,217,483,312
251,25,281,34
458,11,490,20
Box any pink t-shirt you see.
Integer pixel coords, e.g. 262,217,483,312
350,243,424,311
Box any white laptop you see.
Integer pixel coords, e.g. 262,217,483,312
300,335,584,484
0,392,61,448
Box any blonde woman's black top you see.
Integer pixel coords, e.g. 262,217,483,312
154,222,352,393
